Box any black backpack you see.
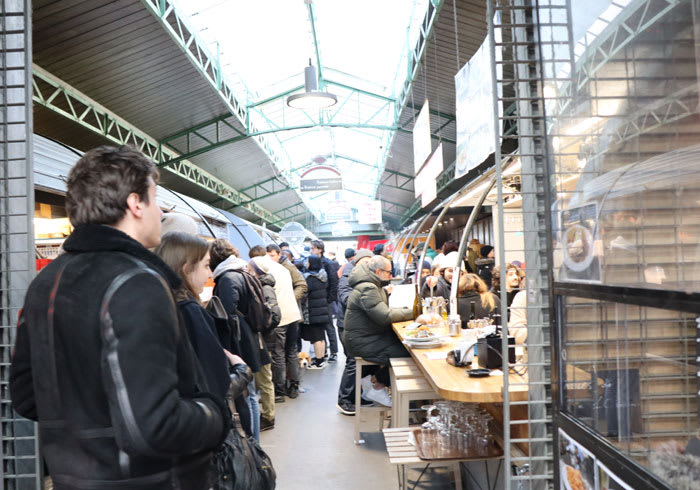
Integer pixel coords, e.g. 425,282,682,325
236,270,274,334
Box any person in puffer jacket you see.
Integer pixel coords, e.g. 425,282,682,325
301,255,331,369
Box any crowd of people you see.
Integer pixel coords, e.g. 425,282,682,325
8,145,530,489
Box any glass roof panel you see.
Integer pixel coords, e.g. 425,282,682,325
172,0,430,221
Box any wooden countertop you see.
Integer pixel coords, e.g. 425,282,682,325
393,321,596,403
393,321,530,403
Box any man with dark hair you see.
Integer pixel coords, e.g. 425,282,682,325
248,244,266,258
279,241,290,250
309,239,340,362
10,146,227,489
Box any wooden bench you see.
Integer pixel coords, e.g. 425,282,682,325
392,377,437,428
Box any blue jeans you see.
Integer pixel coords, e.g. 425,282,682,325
247,379,260,441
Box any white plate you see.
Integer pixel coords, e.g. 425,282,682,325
404,338,446,349
409,334,440,342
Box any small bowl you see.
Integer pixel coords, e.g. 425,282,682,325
466,368,490,378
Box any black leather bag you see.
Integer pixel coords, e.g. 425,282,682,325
215,413,276,490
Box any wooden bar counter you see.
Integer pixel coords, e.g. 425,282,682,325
392,321,530,403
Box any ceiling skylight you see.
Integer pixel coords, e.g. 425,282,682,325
172,0,430,221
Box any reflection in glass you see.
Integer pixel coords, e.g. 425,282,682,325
541,0,700,293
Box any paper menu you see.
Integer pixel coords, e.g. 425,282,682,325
388,284,416,309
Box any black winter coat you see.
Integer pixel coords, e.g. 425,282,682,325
336,261,355,330
304,269,330,325
178,299,232,400
213,270,271,373
10,224,226,490
321,255,339,303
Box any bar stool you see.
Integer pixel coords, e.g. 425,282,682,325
354,357,390,444
392,377,437,427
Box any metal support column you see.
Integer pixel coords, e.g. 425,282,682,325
1,0,40,488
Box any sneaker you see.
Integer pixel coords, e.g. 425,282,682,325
328,353,338,363
360,375,392,407
287,381,299,399
274,394,285,403
260,417,275,432
337,402,356,416
308,358,327,369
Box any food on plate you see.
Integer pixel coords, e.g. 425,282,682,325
416,326,433,338
566,466,585,490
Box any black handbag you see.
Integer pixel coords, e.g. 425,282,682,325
215,412,276,490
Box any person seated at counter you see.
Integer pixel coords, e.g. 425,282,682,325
456,273,499,326
343,255,414,403
491,262,523,307
420,251,460,300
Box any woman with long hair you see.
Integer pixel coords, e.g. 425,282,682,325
457,273,499,326
155,232,253,430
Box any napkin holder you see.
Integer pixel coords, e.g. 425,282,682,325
477,335,515,369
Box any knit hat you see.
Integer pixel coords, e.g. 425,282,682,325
421,260,432,271
480,245,494,258
353,249,373,264
373,243,384,255
249,256,271,274
160,213,198,236
345,248,356,260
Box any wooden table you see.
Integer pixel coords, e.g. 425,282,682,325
393,321,530,403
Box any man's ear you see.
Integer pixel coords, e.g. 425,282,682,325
125,192,144,218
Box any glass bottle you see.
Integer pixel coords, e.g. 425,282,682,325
412,283,421,319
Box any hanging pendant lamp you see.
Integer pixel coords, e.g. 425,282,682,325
287,60,338,110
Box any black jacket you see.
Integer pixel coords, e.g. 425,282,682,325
420,275,452,301
10,224,226,490
321,255,339,303
304,269,330,325
343,263,413,364
476,258,495,289
212,265,271,373
178,299,232,400
256,271,282,330
336,261,355,330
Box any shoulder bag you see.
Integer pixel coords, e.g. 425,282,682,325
215,410,276,490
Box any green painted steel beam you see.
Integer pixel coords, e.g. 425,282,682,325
248,84,304,108
382,199,411,210
161,122,402,166
32,65,286,226
140,0,294,191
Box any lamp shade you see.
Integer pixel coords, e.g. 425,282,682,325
286,62,338,109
